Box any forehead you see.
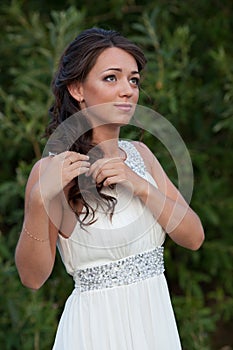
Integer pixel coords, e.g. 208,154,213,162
93,47,138,71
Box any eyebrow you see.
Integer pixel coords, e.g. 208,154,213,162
102,68,140,74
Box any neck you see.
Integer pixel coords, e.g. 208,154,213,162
92,125,122,158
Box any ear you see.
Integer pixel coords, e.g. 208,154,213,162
67,83,84,102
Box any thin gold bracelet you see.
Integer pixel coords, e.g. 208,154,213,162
23,226,49,243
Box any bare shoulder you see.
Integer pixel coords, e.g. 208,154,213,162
25,155,64,205
25,157,52,201
131,140,151,154
30,156,51,174
131,141,161,174
131,141,187,204
131,141,153,168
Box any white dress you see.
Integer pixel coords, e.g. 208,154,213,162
53,141,182,350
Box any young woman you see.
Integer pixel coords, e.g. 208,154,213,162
15,28,204,349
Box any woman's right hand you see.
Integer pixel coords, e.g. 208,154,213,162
35,151,90,203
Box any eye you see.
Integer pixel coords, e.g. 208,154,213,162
104,75,117,82
130,77,140,86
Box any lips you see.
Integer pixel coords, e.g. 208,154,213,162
114,103,133,112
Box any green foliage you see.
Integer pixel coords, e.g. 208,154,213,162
131,4,233,349
0,4,83,349
0,1,232,349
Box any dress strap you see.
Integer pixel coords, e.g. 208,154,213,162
73,247,165,292
118,140,146,178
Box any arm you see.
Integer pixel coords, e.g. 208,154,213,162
133,141,205,250
15,158,60,290
15,152,90,290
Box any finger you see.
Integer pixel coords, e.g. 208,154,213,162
68,161,91,171
102,175,126,187
59,151,90,163
65,156,90,167
94,161,125,182
103,176,135,190
88,157,123,176
70,152,90,161
90,163,114,181
95,169,118,184
72,166,90,177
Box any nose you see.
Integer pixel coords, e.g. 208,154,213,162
119,79,134,98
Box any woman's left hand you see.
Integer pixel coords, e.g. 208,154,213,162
87,157,148,196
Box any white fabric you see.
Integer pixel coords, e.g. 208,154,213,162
52,142,182,349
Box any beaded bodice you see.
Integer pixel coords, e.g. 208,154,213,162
118,140,146,178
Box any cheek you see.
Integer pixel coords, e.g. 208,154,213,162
132,89,139,103
84,85,110,105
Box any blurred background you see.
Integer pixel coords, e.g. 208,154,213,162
0,0,232,349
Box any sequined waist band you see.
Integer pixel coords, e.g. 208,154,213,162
73,247,165,292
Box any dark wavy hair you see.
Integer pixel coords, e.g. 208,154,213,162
46,27,147,227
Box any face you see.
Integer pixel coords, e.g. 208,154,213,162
69,47,140,127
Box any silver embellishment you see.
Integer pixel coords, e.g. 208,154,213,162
118,140,146,178
73,247,164,292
